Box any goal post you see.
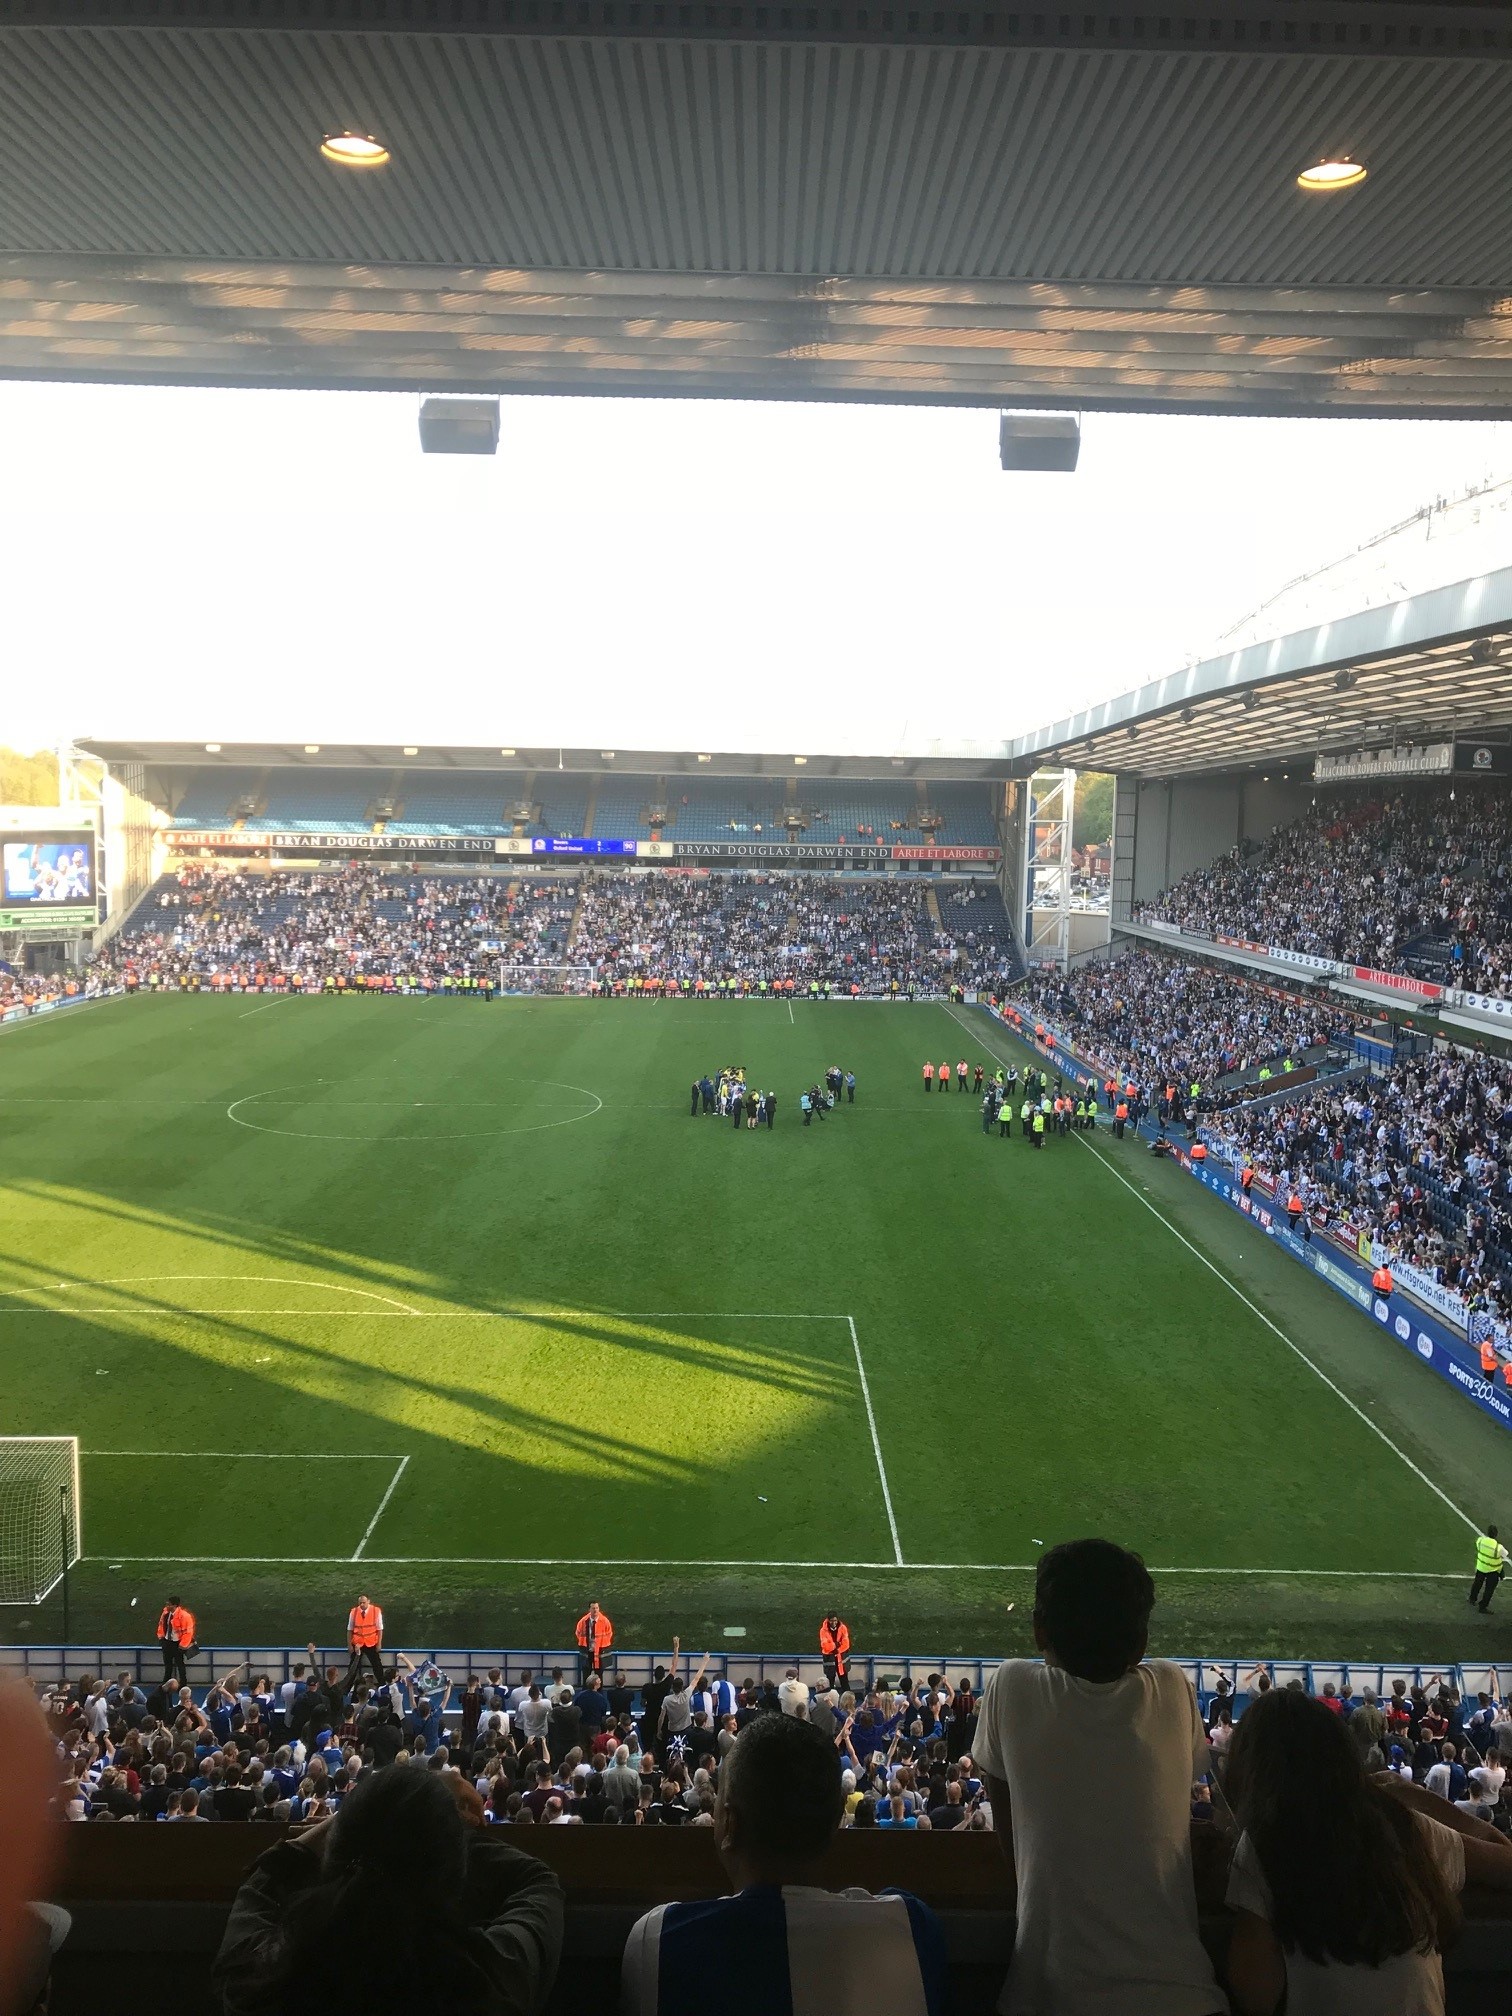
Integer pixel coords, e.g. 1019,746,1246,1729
0,1437,81,1604
496,965,595,995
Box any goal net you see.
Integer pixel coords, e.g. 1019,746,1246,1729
0,1437,81,1604
497,965,595,995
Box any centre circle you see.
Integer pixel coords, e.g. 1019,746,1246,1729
225,1077,602,1143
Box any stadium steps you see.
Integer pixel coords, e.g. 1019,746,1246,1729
924,883,943,929
566,885,588,952
582,775,599,838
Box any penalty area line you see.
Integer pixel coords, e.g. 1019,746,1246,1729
352,1455,411,1561
945,1002,1478,1538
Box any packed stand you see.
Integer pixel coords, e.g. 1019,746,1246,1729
571,872,1021,995
90,866,523,993
22,1544,1512,2016
1138,786,1512,993
1209,1046,1512,1327
1014,950,1348,1107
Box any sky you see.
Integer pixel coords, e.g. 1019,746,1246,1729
3,381,1510,759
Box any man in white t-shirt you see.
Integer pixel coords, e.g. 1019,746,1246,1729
777,1668,810,1718
974,1536,1223,2016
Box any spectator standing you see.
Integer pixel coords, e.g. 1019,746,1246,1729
343,1596,386,1692
819,1613,851,1691
1224,1687,1512,2015
155,1596,196,1687
575,1601,614,1685
974,1537,1223,2016
621,1711,947,2015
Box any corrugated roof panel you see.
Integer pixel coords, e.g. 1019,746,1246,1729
2,30,1512,285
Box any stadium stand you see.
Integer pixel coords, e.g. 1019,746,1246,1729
15,1628,1511,2014
242,770,375,834
917,781,1000,847
1013,947,1512,1339
386,773,507,835
645,778,792,841
1138,785,1512,996
528,775,594,839
84,866,1023,996
169,769,265,829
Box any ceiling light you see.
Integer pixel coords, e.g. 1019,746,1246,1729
697,754,713,764
500,748,516,757
204,742,221,753
402,746,419,756
793,756,808,766
1297,157,1367,192
320,132,390,169
601,752,616,761
304,744,321,754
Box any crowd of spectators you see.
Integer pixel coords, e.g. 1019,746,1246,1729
63,864,1021,999
574,872,1014,994
1208,1046,1512,1323
1013,950,1347,1103
1138,785,1512,993
36,1638,997,1837
16,1543,1512,2016
89,865,513,992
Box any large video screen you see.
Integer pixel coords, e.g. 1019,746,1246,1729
1,834,97,908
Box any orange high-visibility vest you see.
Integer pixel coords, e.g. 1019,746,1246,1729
348,1602,383,1647
939,1064,951,1083
1482,1340,1499,1376
1287,1193,1303,1215
1115,1102,1129,1121
923,1063,933,1080
818,1618,851,1670
576,1610,614,1655
157,1604,195,1646
1372,1266,1394,1296
1191,1142,1207,1162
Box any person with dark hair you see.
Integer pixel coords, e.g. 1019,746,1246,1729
620,1711,946,2014
212,1766,563,2016
974,1537,1223,2016
1224,1687,1512,2014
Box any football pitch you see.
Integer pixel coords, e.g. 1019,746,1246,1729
1,992,1506,1662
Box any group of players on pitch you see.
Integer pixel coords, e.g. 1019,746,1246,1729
926,1058,1108,1146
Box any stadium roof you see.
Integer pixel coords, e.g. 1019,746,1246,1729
1003,562,1512,778
76,741,1014,782
6,4,1512,412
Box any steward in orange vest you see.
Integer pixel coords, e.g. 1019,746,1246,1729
1286,1191,1304,1226
1191,1140,1207,1163
156,1598,196,1686
1113,1099,1129,1139
1481,1339,1500,1378
344,1596,386,1691
1372,1264,1394,1299
576,1601,614,1680
819,1613,851,1685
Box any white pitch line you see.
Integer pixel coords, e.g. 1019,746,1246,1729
239,998,295,1019
81,1551,1466,1577
88,1450,403,1461
847,1315,903,1566
352,1454,410,1561
788,998,794,1025
945,1001,1479,1537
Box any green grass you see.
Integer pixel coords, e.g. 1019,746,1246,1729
1,992,1507,1663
